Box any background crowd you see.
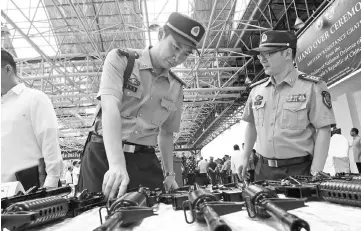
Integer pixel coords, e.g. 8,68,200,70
180,143,259,186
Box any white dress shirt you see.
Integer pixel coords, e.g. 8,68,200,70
72,166,80,185
1,83,64,187
323,134,350,175
231,150,243,173
198,159,208,173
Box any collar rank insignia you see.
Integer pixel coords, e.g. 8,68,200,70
286,94,306,102
250,77,269,88
128,77,140,86
298,74,321,83
321,91,332,109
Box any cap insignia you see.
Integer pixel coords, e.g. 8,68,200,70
261,34,267,42
191,26,200,37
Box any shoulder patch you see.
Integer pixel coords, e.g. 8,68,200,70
298,74,321,83
116,48,139,59
250,77,269,88
169,71,186,86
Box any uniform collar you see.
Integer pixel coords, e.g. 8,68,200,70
139,47,170,78
11,83,26,95
265,68,298,87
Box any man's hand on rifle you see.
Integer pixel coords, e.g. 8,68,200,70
102,166,129,200
237,164,249,181
163,175,178,192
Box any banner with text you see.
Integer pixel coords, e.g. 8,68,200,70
296,0,361,86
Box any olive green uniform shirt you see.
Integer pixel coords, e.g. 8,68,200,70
92,47,184,146
242,68,336,159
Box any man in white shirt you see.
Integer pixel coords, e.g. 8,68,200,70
65,167,73,186
197,157,208,186
72,161,80,187
351,128,361,173
231,144,243,183
1,49,63,188
324,128,350,175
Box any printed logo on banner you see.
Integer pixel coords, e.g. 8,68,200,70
325,5,336,20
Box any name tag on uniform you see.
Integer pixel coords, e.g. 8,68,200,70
123,144,135,153
286,94,306,102
254,101,263,106
124,84,138,92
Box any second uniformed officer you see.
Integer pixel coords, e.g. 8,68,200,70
238,31,336,181
78,12,205,199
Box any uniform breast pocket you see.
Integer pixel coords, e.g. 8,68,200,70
252,101,266,126
281,102,308,130
151,98,177,126
121,89,143,117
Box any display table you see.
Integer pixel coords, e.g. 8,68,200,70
36,200,361,231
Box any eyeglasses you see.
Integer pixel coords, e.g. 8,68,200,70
257,48,287,60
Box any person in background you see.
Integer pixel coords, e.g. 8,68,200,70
350,128,361,173
72,161,80,189
1,49,64,189
221,155,231,184
65,167,73,186
214,158,223,185
207,157,218,185
324,127,350,174
181,153,187,185
231,144,243,183
197,157,208,186
185,156,197,186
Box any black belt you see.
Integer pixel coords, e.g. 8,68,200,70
259,155,311,168
89,134,155,153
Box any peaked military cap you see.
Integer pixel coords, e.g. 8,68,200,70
166,12,205,48
249,30,297,55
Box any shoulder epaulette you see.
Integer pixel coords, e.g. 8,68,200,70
250,77,269,88
298,74,321,83
116,48,139,59
169,71,186,86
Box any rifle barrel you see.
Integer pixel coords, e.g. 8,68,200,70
202,205,232,231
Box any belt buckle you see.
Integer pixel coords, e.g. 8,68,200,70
268,159,278,167
123,144,135,153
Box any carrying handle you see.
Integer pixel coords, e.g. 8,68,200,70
183,200,195,224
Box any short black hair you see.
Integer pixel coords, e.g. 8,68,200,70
292,47,297,59
162,25,172,38
252,149,256,154
1,48,17,74
234,144,240,150
351,128,359,135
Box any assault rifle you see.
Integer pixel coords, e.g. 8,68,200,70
1,188,105,231
93,187,161,231
182,184,244,231
242,184,310,231
259,172,361,207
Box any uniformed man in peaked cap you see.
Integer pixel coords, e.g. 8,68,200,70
78,12,205,199
238,30,336,181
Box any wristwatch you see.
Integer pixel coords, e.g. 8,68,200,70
165,172,176,177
